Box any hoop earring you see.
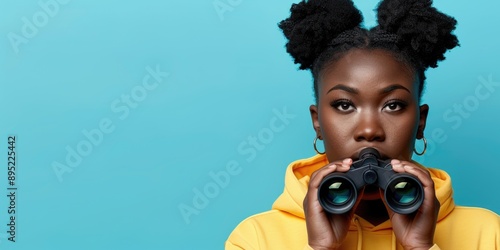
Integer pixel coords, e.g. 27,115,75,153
313,136,325,155
413,137,427,156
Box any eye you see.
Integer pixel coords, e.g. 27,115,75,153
382,100,407,112
331,99,356,112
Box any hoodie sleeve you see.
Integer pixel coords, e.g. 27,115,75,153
225,216,314,250
225,218,259,250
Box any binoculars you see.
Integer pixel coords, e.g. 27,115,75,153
318,148,424,214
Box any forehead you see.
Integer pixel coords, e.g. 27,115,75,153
319,48,417,93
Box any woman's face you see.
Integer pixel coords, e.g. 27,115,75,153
310,48,429,163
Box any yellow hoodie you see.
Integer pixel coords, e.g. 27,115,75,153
225,154,500,250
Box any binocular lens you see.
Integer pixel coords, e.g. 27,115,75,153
391,181,417,204
319,176,357,214
326,181,352,205
385,176,423,214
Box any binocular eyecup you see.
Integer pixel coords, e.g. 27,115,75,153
317,148,424,215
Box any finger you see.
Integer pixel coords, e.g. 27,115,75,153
304,158,353,215
390,160,439,216
309,158,352,189
391,160,433,188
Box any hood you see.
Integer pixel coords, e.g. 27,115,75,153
271,154,455,231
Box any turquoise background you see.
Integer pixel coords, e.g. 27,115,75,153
1,0,499,249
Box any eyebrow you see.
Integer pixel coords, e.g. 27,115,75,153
326,84,411,95
327,84,359,94
380,84,411,94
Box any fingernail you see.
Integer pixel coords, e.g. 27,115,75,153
403,164,413,170
343,158,352,164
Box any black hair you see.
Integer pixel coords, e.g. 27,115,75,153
278,0,459,101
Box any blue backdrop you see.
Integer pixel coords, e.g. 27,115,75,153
1,0,499,249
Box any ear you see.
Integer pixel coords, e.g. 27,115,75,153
416,104,429,139
309,105,322,139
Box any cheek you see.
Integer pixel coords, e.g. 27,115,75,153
318,109,354,157
318,108,342,136
384,113,420,155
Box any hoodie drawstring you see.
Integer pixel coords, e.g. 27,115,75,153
391,231,396,250
354,218,362,250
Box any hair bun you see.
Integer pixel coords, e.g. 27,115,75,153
377,0,459,69
278,0,363,70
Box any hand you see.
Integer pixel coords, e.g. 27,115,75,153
303,158,356,250
386,160,440,250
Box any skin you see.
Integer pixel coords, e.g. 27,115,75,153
304,48,440,250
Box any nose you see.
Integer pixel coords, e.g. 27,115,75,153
354,112,386,142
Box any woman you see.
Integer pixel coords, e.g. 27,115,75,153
225,0,500,249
